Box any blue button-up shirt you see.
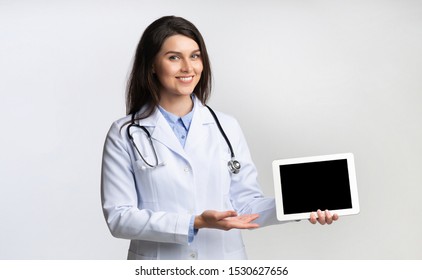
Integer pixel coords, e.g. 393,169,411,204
158,106,194,148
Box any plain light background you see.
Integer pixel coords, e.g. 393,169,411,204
0,0,421,259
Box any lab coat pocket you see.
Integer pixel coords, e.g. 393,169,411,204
134,158,157,203
128,250,157,260
128,240,158,260
223,229,245,254
135,156,157,170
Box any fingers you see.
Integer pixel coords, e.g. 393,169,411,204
325,210,334,224
309,212,317,224
333,213,339,221
227,212,259,229
317,209,326,225
198,210,260,230
234,213,260,223
201,210,236,222
225,213,260,229
309,209,339,225
215,210,238,220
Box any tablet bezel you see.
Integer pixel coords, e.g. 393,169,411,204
272,153,359,222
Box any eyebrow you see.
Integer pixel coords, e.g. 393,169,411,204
164,49,201,55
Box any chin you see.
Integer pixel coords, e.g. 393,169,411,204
177,89,195,96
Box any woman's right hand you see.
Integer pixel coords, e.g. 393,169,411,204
194,210,260,231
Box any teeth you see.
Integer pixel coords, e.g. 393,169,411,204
179,76,193,82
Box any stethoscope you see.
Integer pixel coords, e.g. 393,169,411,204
126,105,241,174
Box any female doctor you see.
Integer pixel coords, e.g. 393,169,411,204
101,16,338,260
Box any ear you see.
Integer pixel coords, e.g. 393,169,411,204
152,65,156,74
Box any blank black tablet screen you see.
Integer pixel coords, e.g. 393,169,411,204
279,159,352,214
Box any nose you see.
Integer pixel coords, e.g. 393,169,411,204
181,59,193,73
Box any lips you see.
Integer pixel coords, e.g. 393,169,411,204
177,76,194,82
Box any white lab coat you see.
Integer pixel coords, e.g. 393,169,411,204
101,97,284,260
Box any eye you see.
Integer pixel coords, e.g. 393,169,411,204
191,53,201,59
168,55,180,61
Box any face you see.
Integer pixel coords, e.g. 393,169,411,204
153,34,203,100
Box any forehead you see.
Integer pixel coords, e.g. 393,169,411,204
159,34,200,53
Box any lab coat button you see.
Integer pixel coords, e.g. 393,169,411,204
189,252,197,259
184,166,190,172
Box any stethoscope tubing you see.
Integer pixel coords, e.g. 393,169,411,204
127,115,159,168
127,105,241,173
205,105,235,159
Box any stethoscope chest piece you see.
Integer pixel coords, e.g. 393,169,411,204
228,158,241,174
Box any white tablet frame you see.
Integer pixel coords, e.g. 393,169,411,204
272,153,360,222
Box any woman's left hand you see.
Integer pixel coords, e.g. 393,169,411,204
309,209,339,225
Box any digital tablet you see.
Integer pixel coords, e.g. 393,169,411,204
272,153,359,222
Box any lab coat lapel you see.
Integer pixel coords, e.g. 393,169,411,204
138,108,188,160
184,99,215,154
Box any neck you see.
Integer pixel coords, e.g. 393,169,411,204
159,95,193,117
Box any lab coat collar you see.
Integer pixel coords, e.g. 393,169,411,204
184,98,215,154
135,96,216,160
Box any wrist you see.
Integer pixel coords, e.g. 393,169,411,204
194,215,205,229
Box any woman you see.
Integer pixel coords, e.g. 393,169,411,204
101,16,338,260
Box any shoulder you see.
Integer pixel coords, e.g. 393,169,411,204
198,103,244,141
197,101,240,128
212,110,240,130
210,108,236,122
215,111,240,132
105,114,133,141
112,114,133,127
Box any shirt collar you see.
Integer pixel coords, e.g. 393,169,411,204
158,100,195,131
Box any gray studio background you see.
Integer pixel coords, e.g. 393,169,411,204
1,0,421,259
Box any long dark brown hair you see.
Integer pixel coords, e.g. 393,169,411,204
126,16,212,118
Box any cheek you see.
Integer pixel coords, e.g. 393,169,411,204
195,62,204,74
155,65,176,85
156,63,175,77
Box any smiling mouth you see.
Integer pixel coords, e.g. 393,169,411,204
177,76,194,82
